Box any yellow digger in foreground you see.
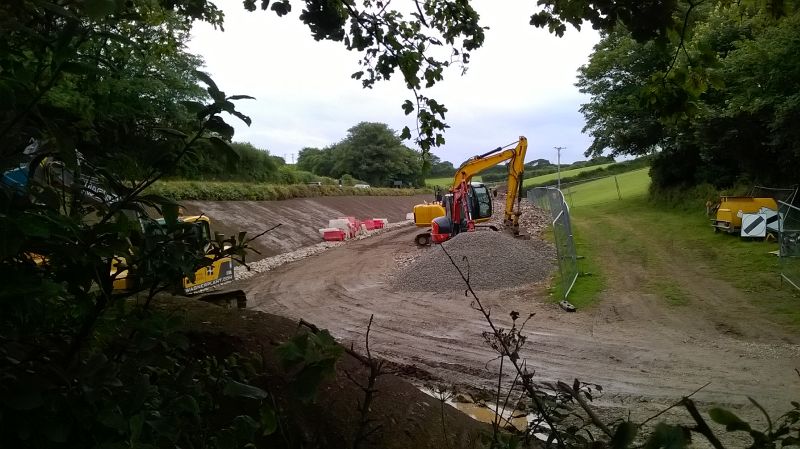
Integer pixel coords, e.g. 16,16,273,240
111,214,235,295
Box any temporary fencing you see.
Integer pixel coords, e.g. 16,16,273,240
527,187,578,300
779,201,800,292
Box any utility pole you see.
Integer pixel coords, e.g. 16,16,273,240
554,146,566,190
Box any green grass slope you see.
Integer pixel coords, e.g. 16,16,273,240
553,169,799,326
522,163,614,187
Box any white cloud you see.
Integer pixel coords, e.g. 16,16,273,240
188,0,600,165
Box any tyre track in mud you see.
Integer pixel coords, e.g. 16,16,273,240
243,223,800,416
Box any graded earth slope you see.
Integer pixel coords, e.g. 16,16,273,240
182,194,432,260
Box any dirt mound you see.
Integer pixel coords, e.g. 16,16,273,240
390,231,556,292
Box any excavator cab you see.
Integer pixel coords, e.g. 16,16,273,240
469,182,493,221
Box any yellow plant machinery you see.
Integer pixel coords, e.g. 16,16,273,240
413,136,528,245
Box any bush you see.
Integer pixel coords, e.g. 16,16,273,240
148,181,430,201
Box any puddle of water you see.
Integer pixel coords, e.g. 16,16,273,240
419,387,529,430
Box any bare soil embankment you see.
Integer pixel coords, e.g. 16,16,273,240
182,194,431,260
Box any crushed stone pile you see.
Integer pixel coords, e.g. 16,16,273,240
391,231,556,292
486,195,550,240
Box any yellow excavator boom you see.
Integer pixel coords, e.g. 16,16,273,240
412,136,528,238
452,136,527,226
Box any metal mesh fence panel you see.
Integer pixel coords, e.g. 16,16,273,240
779,201,800,291
527,187,578,299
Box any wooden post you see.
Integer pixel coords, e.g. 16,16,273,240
614,176,621,200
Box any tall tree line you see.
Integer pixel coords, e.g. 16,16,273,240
577,3,800,189
297,122,425,187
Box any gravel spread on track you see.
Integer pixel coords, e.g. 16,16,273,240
390,231,556,292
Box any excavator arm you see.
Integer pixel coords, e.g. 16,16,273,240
412,136,528,245
452,136,527,227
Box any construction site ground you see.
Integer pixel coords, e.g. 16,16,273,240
198,194,800,426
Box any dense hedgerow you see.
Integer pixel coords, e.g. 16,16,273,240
148,181,431,201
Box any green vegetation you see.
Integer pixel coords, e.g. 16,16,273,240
561,168,650,208
149,181,428,201
562,171,800,326
4,0,800,446
578,5,800,190
550,230,605,309
297,122,426,187
174,141,286,183
522,163,613,187
425,175,481,187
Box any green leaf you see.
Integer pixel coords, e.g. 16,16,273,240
271,0,291,16
292,364,330,403
611,421,638,449
154,127,189,139
195,71,222,100
223,380,267,400
82,0,117,18
231,110,252,127
204,116,235,139
98,408,128,432
17,213,51,238
709,408,751,432
173,395,200,416
260,404,278,436
643,423,687,449
233,415,259,441
276,334,308,368
162,202,179,228
129,413,145,443
61,61,100,76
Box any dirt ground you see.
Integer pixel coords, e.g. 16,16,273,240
240,222,800,421
190,193,800,436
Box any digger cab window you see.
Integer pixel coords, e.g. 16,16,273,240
471,185,493,220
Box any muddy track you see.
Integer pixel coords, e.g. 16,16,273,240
243,222,800,416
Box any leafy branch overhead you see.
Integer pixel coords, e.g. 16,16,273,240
242,0,484,152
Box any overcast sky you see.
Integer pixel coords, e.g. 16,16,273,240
188,1,600,165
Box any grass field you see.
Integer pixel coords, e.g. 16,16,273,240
556,169,800,326
560,168,650,208
521,163,613,187
425,163,613,187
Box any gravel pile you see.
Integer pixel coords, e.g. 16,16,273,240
234,220,409,281
486,195,550,240
390,231,556,292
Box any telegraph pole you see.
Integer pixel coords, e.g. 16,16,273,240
554,146,566,190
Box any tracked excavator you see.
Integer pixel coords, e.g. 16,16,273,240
413,136,528,246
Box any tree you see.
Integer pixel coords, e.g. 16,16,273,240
576,29,670,159
427,154,457,177
575,5,800,188
297,123,424,186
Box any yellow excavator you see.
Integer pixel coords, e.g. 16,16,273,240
413,136,528,246
2,146,235,296
111,214,235,295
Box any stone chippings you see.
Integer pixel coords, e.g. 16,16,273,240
487,196,550,239
391,231,557,292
